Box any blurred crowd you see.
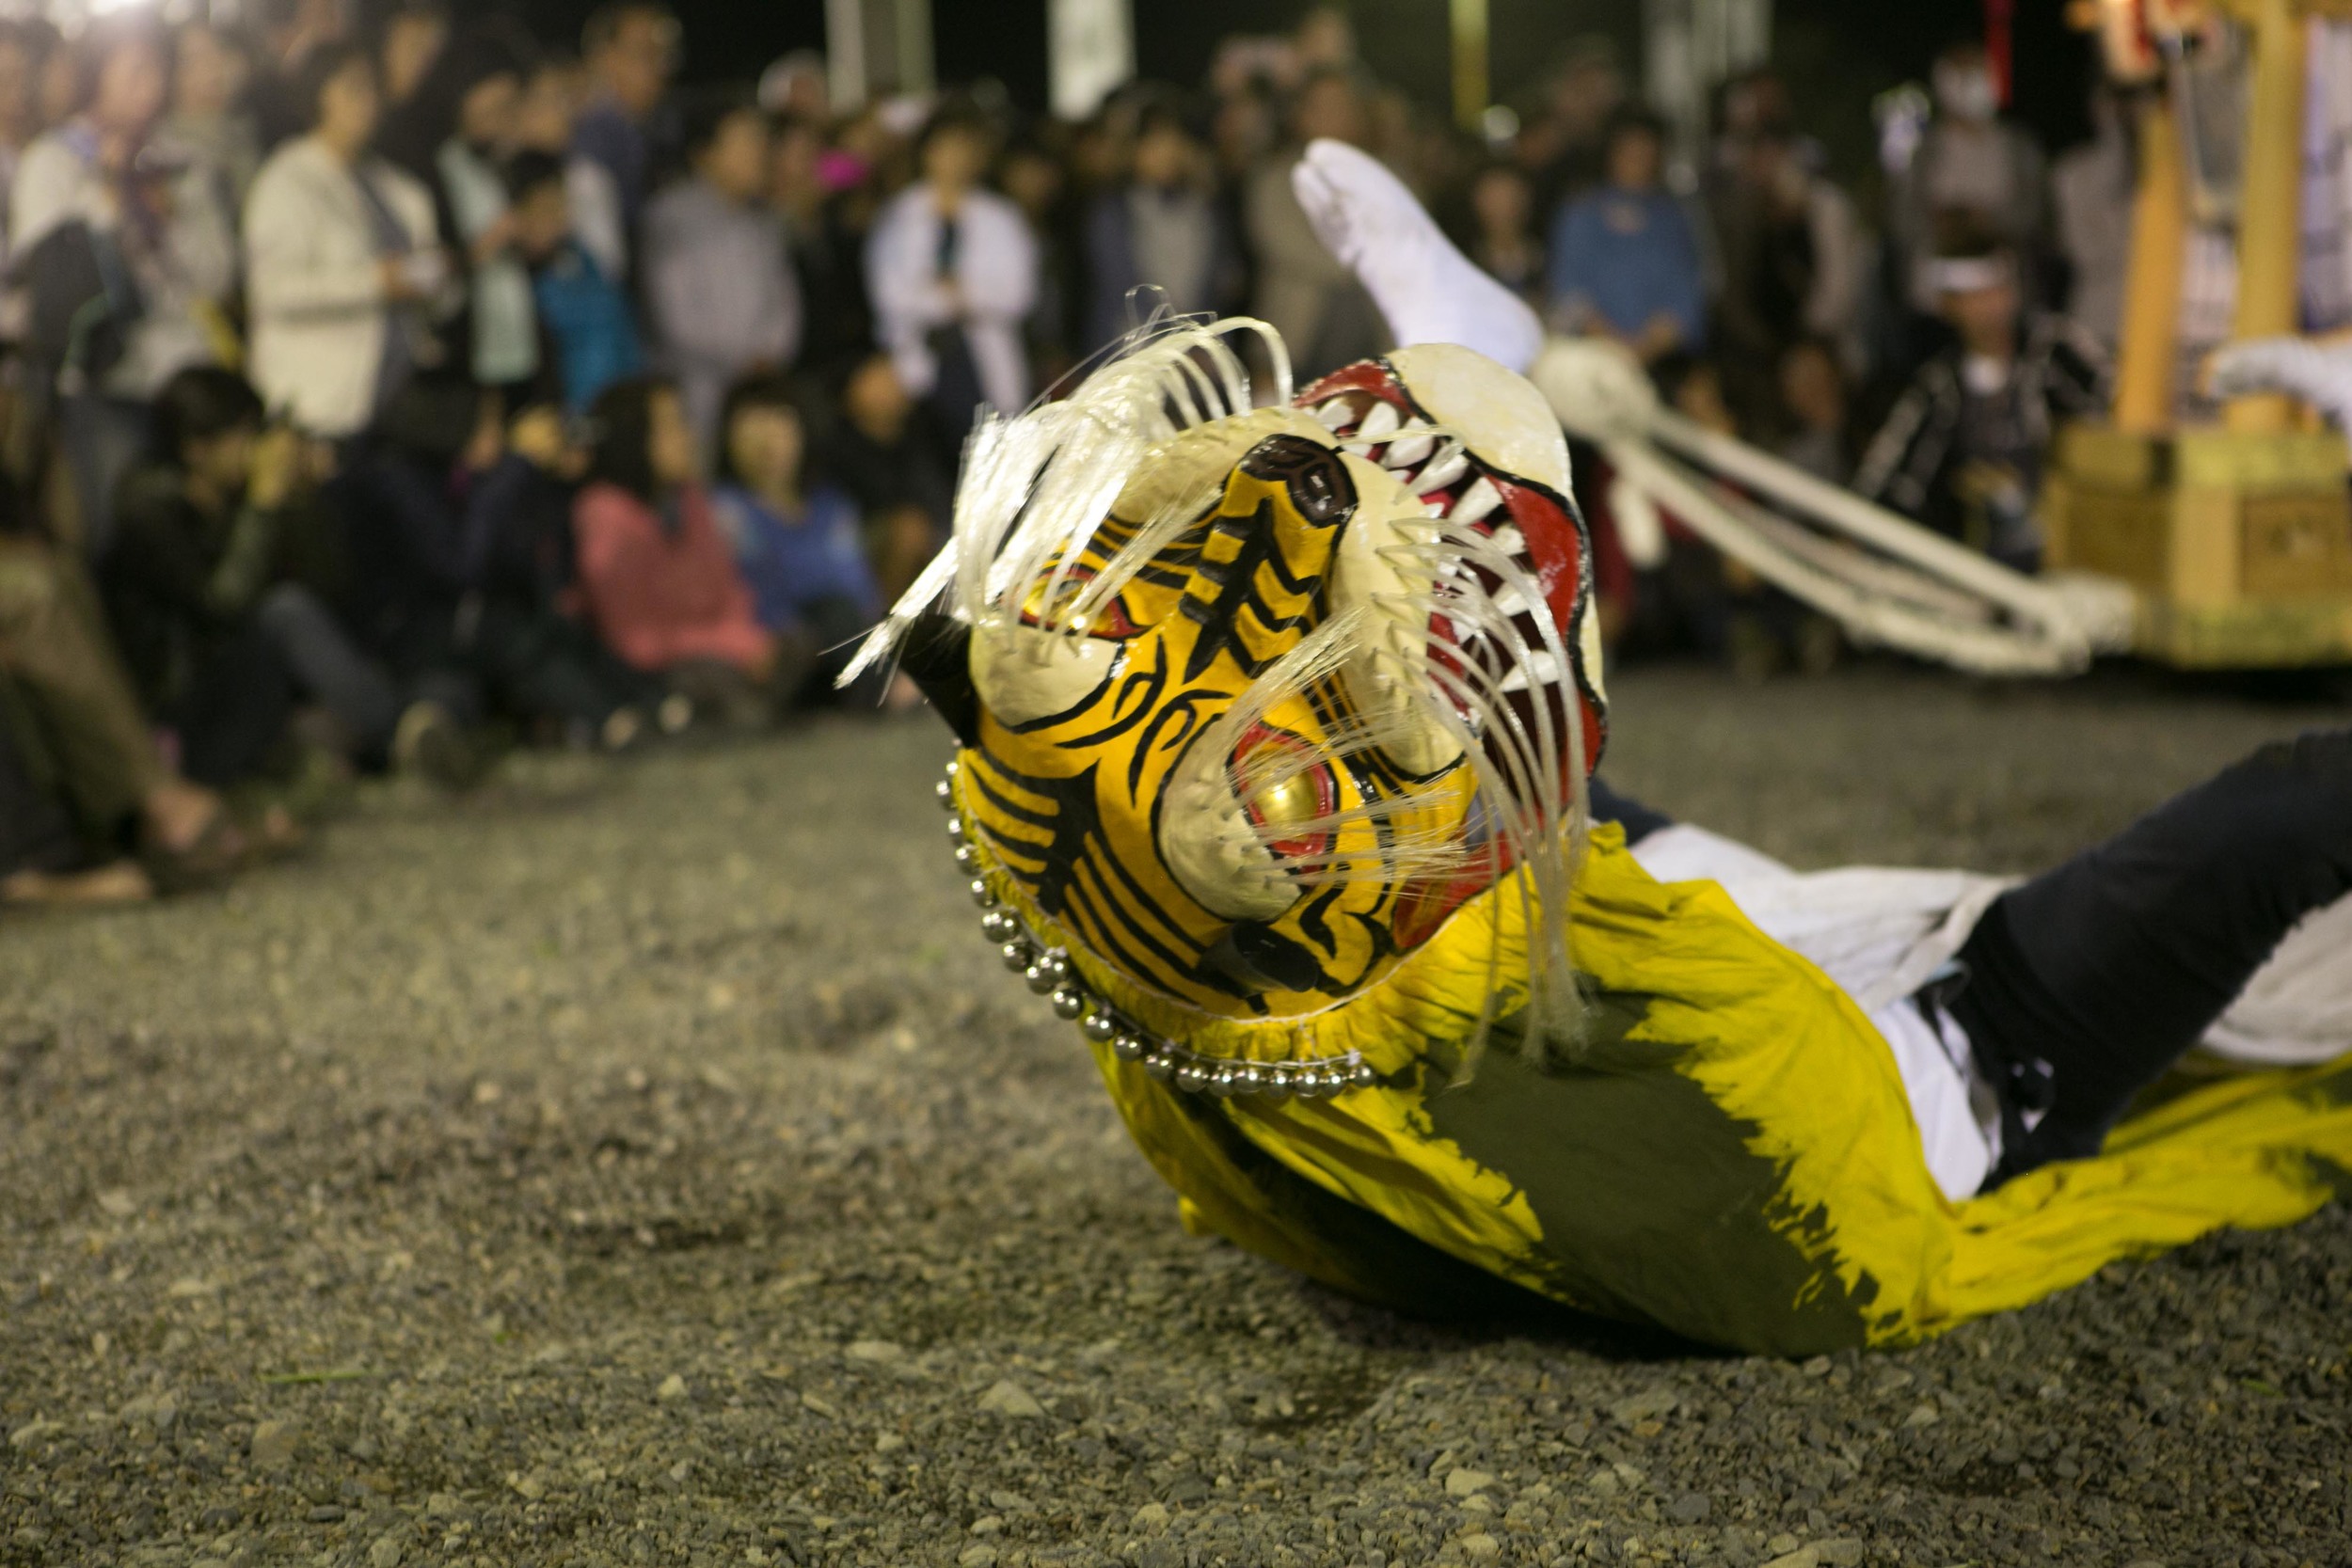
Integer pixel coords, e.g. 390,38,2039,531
0,0,2127,905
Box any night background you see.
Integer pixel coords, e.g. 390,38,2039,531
514,0,2098,177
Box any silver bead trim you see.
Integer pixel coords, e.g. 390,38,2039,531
944,757,1375,1102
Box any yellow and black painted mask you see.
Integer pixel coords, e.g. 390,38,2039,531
860,325,1607,1028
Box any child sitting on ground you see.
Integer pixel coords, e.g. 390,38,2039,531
572,376,787,725
709,373,886,707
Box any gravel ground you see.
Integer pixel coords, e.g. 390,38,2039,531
4,663,2349,1568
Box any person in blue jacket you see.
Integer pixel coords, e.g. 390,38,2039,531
1546,106,1706,367
509,150,644,415
708,372,884,707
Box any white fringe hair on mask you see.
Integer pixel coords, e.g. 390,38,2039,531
845,318,1590,1068
840,314,1293,685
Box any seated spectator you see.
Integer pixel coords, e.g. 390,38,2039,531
334,372,665,752
246,41,453,439
642,92,799,454
12,18,238,557
1546,106,1704,366
508,150,642,413
103,366,406,783
1774,337,1852,485
819,351,952,604
0,529,248,898
1085,103,1238,348
1853,224,2109,572
426,25,539,398
165,21,262,208
571,376,781,723
710,373,879,702
867,108,1039,446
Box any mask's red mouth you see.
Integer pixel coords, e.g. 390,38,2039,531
1295,358,1606,793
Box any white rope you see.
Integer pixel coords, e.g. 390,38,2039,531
1528,337,2123,678
1605,440,2092,677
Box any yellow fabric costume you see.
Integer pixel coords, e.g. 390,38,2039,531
968,809,2352,1355
868,323,2352,1356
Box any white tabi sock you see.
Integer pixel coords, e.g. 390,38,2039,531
1290,137,1545,375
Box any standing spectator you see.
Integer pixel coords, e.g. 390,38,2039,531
246,0,354,150
1854,227,2108,571
770,114,870,385
164,23,261,209
1546,107,1705,366
508,150,640,413
710,372,880,702
427,28,539,397
819,350,950,604
1712,125,1867,427
998,134,1077,388
245,42,452,440
376,3,449,118
1461,159,1544,306
2052,85,2133,353
1085,103,1237,347
0,25,41,254
103,366,405,781
12,20,239,559
866,109,1038,444
1889,41,2049,316
642,93,798,455
1245,66,1384,379
1519,37,1626,219
516,54,625,286
571,0,676,270
571,375,781,722
755,50,827,126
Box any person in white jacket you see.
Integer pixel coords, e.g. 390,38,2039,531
9,20,238,557
865,111,1038,437
243,41,453,439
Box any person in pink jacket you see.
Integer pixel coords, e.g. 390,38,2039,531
570,376,781,721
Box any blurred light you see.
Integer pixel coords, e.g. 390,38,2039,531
1480,103,1519,148
88,0,158,16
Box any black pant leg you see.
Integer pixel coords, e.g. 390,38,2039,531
172,623,295,787
1956,729,2352,1180
1588,776,1675,846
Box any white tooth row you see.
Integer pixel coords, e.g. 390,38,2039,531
1316,402,1498,521
1314,395,1558,697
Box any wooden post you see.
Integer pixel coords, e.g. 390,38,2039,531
2114,94,2187,434
1451,0,1489,133
2225,0,2308,433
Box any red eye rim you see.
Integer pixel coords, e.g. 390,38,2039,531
1230,724,1338,863
1018,565,1144,640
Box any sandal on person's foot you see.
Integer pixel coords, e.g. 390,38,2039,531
140,804,249,894
392,700,482,791
599,705,647,753
1,861,156,908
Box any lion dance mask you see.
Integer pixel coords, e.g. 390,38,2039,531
851,323,2352,1356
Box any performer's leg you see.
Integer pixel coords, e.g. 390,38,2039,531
1588,776,1674,846
1954,730,2352,1180
1290,139,1545,375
